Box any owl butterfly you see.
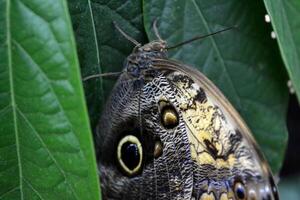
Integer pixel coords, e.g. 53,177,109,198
93,22,279,200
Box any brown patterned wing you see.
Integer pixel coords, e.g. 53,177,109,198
152,58,279,200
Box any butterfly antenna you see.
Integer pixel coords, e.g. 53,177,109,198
152,19,163,41
167,26,236,50
82,72,122,81
113,21,141,46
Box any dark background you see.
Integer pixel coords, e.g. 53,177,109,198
281,94,300,176
279,94,300,199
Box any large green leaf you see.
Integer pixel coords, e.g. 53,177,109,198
0,0,100,199
68,0,147,129
263,0,300,102
143,0,289,173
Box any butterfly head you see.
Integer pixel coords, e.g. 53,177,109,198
137,40,167,52
124,40,167,78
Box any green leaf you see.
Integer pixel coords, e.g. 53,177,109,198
144,0,289,173
0,0,100,199
68,0,147,129
263,0,300,102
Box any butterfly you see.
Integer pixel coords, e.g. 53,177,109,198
93,21,279,200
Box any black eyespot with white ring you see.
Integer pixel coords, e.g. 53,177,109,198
234,181,247,200
117,135,143,176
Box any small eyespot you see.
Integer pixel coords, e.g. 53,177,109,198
262,186,272,200
117,135,142,176
248,189,257,200
269,176,279,199
234,182,247,200
153,139,163,158
159,101,179,129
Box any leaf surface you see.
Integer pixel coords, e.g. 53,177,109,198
263,0,300,102
0,0,100,199
68,0,147,129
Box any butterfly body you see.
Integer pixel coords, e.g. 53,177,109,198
96,40,279,200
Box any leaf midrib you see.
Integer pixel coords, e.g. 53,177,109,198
6,0,24,199
86,0,104,104
87,0,101,72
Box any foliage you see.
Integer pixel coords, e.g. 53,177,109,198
263,0,300,102
1,0,299,199
0,0,100,199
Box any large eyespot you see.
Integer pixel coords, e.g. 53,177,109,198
234,181,247,200
159,100,179,129
117,135,143,176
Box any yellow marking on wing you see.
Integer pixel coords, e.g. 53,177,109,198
220,193,228,200
174,79,236,169
183,102,236,169
220,193,235,200
200,193,215,200
191,150,235,168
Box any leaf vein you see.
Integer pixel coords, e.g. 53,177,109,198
0,104,11,117
7,0,24,199
16,107,79,200
86,0,104,103
23,178,44,200
0,186,19,199
12,40,81,200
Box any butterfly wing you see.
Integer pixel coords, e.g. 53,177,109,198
96,54,279,200
96,68,195,199
152,58,279,200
